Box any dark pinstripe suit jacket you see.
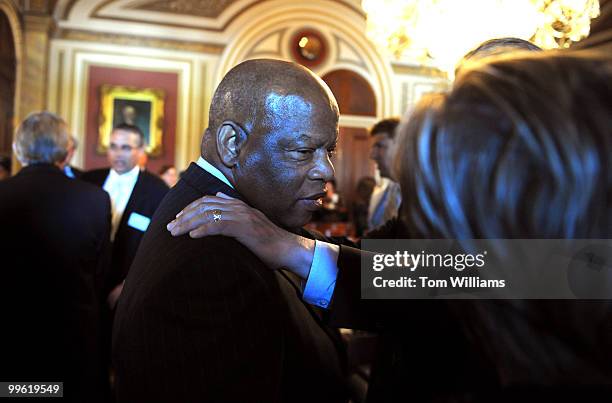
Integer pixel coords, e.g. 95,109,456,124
112,162,348,403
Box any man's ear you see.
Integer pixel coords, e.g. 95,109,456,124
216,121,245,167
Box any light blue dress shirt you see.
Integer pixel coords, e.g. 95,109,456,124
196,156,235,190
303,241,340,309
64,165,76,179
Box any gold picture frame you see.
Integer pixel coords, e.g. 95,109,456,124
98,85,165,156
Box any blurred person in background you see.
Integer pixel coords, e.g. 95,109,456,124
158,164,178,187
0,111,111,401
323,179,341,211
312,179,346,223
82,123,168,306
367,117,402,231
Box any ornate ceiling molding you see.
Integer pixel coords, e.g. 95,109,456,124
54,0,364,45
56,28,225,53
131,0,238,18
213,1,393,116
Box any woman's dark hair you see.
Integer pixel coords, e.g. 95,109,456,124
395,52,612,388
396,51,612,239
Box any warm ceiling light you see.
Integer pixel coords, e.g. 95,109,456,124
362,0,600,73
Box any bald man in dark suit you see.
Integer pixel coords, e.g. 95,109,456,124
113,60,348,402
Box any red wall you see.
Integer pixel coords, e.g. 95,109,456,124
85,66,178,174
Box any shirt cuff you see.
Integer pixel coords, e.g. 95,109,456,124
303,240,340,309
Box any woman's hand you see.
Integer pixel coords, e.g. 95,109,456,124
166,192,314,279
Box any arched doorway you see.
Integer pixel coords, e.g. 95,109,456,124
322,69,377,211
0,10,16,156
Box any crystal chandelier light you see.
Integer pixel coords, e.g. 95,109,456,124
362,0,600,73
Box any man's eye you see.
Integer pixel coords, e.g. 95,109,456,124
290,149,314,159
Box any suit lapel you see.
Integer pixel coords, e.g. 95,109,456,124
95,169,111,187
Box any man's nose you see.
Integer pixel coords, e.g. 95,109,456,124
308,150,335,182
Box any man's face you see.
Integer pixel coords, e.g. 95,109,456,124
108,129,143,174
370,132,395,179
234,93,338,230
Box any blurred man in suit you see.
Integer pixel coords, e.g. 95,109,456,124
0,111,111,401
113,59,348,403
367,118,401,231
82,124,168,303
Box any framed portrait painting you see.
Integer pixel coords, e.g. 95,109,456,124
98,85,165,156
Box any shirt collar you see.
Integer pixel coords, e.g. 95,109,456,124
109,164,140,183
196,156,235,189
64,165,75,179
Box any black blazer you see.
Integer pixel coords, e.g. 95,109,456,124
82,168,168,291
0,164,112,402
112,163,348,403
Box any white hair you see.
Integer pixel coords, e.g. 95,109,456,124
13,111,68,166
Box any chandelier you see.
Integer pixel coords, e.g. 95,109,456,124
362,0,600,73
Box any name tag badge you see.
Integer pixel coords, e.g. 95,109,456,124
127,212,151,232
